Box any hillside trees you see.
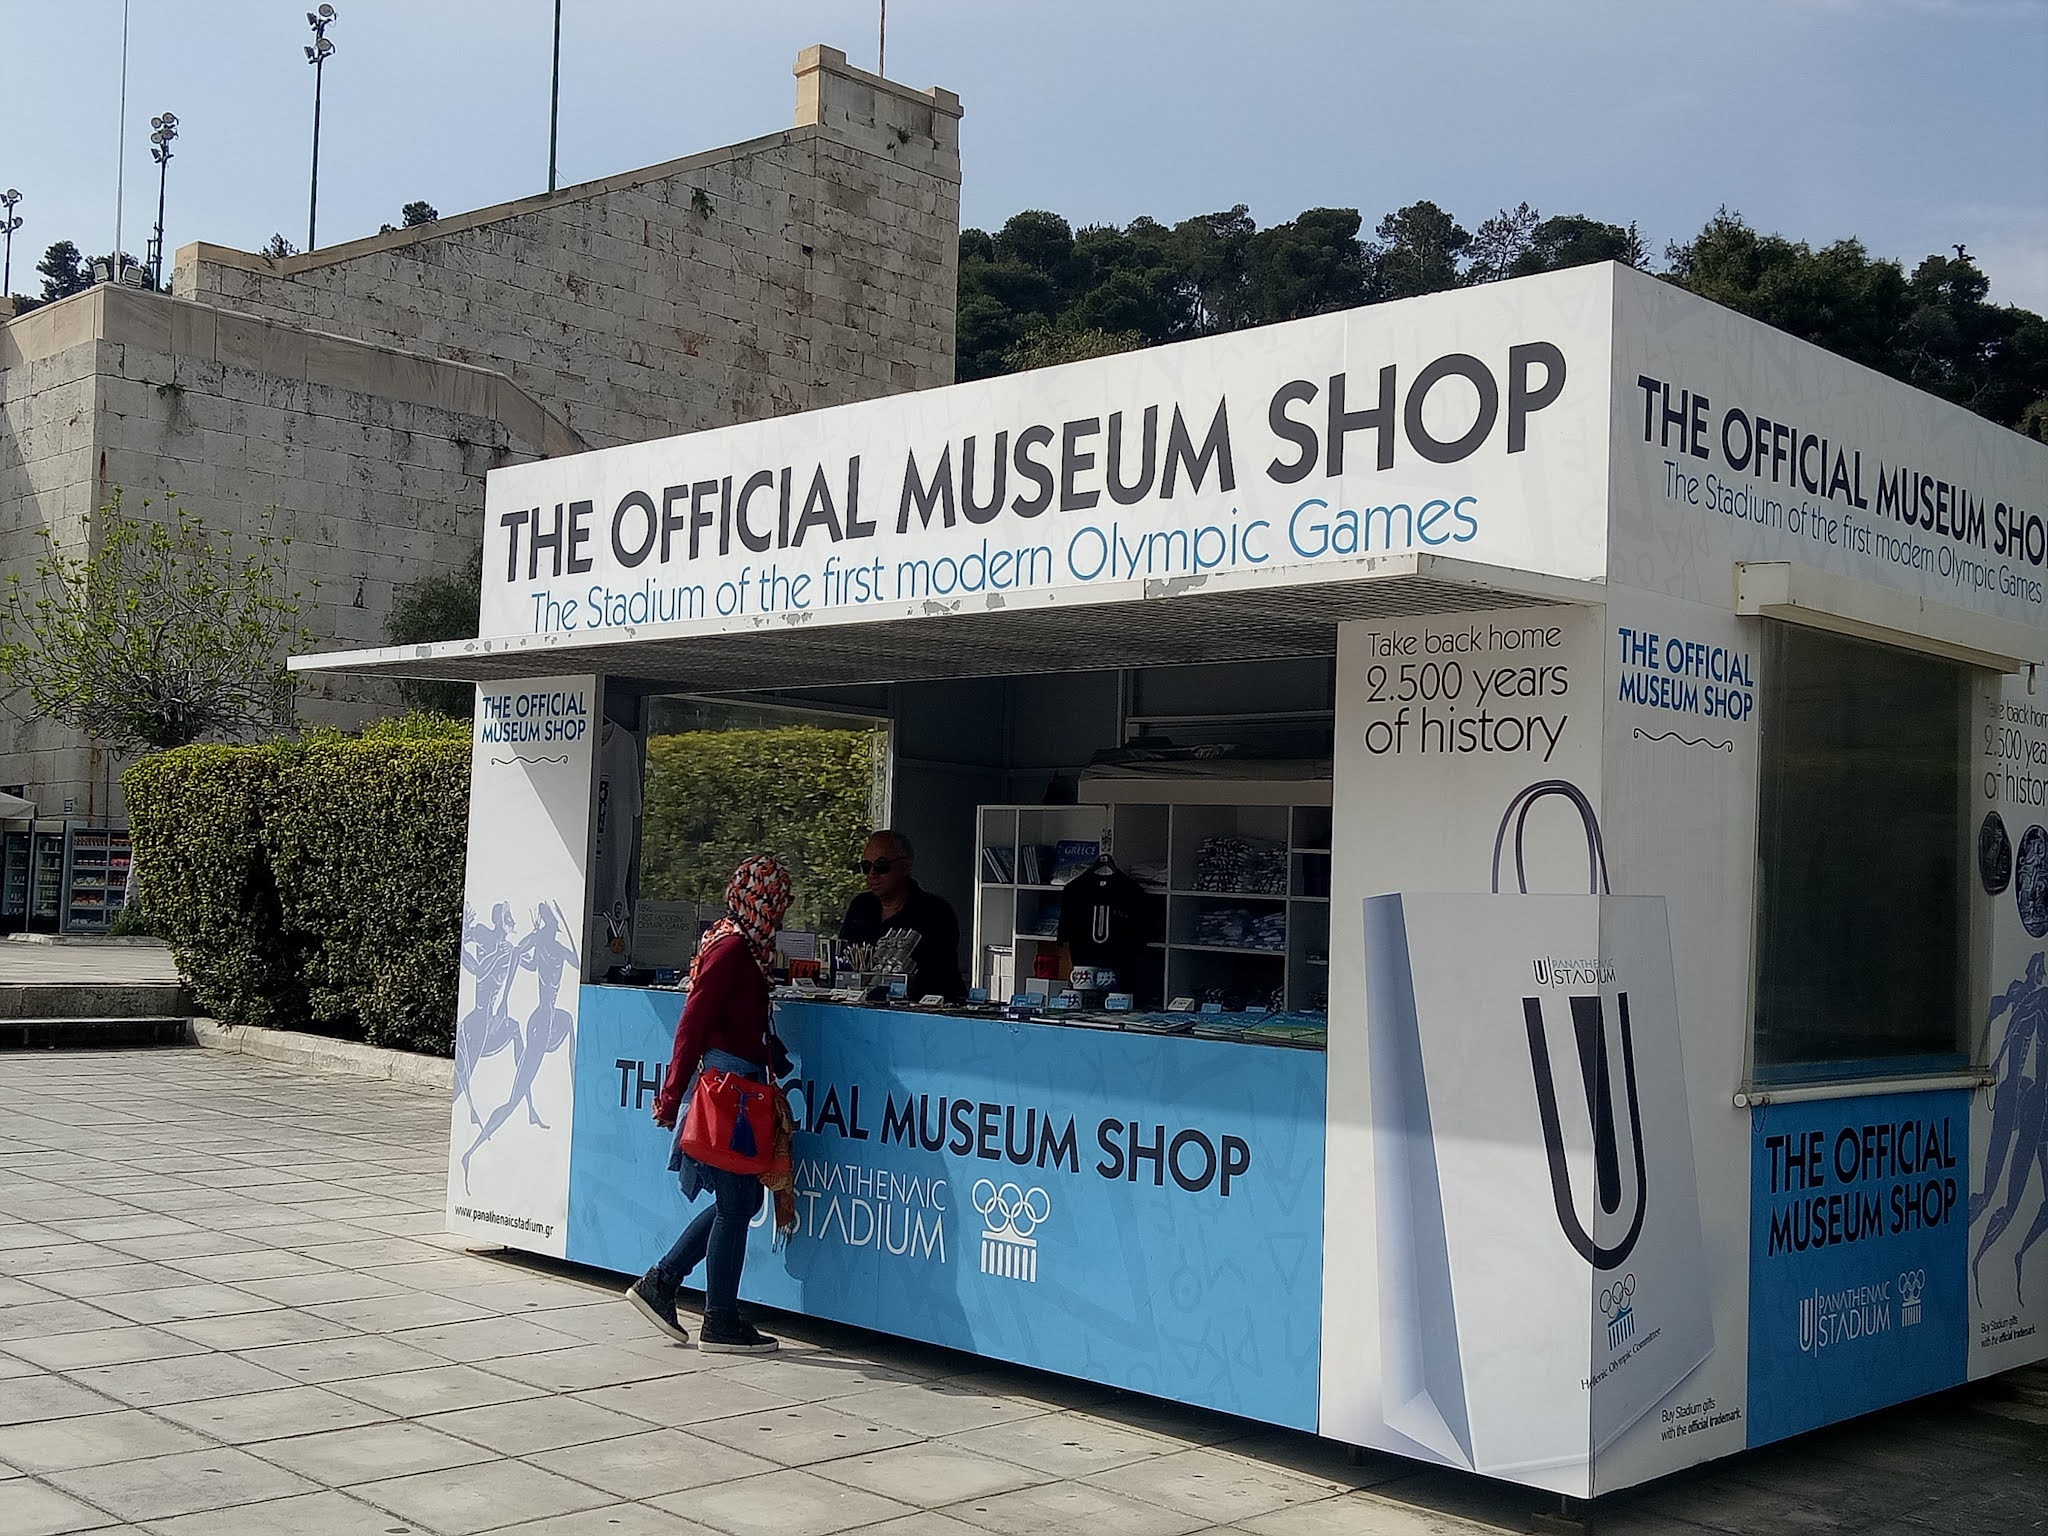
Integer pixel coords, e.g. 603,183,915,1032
958,199,2046,435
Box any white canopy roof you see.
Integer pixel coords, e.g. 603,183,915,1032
288,554,1599,691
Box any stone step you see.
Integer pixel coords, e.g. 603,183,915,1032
0,983,192,1020
1,1017,192,1050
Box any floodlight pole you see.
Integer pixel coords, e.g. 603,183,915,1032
1,190,21,295
306,8,338,251
149,114,177,289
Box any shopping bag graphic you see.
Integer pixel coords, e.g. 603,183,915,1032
1364,780,1712,1487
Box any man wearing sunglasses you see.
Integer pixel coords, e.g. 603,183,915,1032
838,830,967,1002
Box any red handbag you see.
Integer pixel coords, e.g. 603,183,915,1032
679,1069,778,1176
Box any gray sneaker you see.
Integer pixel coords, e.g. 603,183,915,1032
625,1273,690,1345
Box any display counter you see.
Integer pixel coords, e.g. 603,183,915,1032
559,986,1326,1429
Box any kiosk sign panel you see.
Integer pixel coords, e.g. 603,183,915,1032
477,270,1614,641
1747,1091,1969,1444
1609,264,2047,628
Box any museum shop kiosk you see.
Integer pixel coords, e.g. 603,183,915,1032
296,263,2048,1497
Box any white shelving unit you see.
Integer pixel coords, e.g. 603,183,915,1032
972,786,1331,1011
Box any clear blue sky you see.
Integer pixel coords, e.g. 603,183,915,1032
8,1,2047,309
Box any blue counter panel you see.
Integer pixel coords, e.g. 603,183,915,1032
1746,1090,1969,1446
565,987,1327,1430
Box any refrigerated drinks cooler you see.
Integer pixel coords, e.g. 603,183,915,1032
0,821,132,934
0,828,29,933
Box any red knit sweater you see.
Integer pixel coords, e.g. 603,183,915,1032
653,933,773,1126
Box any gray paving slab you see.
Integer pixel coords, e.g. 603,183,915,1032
230,1331,452,1385
0,1477,129,1536
353,1456,612,1534
497,1506,727,1536
811,1440,1049,1504
242,1417,496,1484
525,1427,782,1499
652,1465,914,1536
389,1312,591,1363
0,1374,129,1427
320,1360,542,1417
154,1307,363,1352
856,1517,992,1536
1081,1445,1343,1527
61,1349,301,1408
415,1393,654,1455
141,1487,429,1536
687,1400,928,1468
151,1382,394,1444
0,1047,2042,1536
942,1410,1179,1477
28,1261,197,1300
578,1370,797,1427
478,1342,693,1393
0,1407,212,1472
833,1378,1050,1437
42,1444,318,1522
940,1477,1209,1536
0,938,180,984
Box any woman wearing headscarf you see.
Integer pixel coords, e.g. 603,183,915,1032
628,854,792,1353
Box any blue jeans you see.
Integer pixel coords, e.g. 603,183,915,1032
650,1160,763,1321
653,1048,767,1321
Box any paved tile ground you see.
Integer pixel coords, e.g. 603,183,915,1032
1,1049,2043,1536
0,939,182,986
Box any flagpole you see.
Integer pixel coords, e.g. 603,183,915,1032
113,0,131,277
548,0,562,192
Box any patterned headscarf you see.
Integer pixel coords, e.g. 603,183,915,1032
690,854,794,981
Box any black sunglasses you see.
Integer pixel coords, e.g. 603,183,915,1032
856,857,900,875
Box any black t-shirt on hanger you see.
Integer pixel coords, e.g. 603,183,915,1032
1058,864,1152,980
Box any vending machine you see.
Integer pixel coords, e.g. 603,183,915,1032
26,822,65,933
0,823,30,934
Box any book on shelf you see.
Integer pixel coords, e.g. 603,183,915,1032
980,846,1015,883
1048,840,1099,886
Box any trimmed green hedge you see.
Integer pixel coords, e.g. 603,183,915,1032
641,725,879,936
124,745,308,1031
124,716,470,1053
124,716,876,1054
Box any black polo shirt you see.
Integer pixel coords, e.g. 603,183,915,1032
838,884,967,1001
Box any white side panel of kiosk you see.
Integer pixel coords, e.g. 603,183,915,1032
1596,589,1761,1488
1323,605,1619,1497
1608,270,2048,1446
1971,668,2048,1378
445,675,598,1256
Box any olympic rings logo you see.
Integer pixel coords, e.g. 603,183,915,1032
972,1179,1050,1238
1898,1268,1927,1303
1599,1274,1637,1315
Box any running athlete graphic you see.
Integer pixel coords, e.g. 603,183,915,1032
453,903,522,1126
1972,952,2048,1305
461,902,581,1187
